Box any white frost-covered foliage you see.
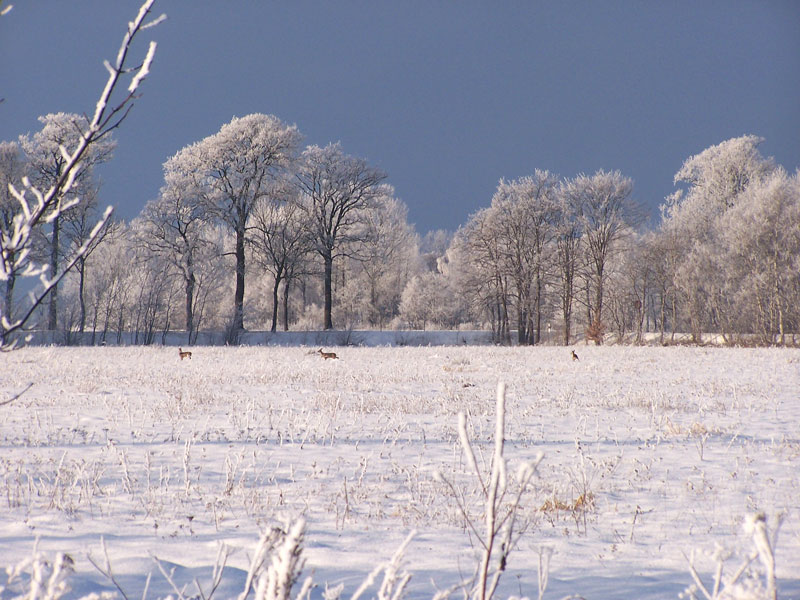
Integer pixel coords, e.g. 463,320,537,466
18,113,115,193
489,171,560,344
657,135,798,343
400,271,462,329
562,169,637,337
446,169,638,344
338,192,420,329
137,167,225,342
0,0,164,348
663,135,775,239
293,142,387,330
163,113,302,336
17,112,116,332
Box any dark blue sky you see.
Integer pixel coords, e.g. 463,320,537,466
2,1,798,233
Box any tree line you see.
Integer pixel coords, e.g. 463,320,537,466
3,111,799,346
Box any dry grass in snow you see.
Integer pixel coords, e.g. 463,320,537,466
0,345,798,599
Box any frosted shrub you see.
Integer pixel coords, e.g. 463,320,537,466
1,548,77,600
239,519,310,600
436,382,544,600
681,513,782,600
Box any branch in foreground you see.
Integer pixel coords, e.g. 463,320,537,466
0,381,32,405
0,0,164,347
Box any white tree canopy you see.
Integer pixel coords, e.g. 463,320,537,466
164,113,302,336
663,134,776,238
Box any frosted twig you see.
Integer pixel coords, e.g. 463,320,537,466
0,381,32,405
87,537,133,600
128,41,157,92
350,530,414,600
537,546,553,600
152,554,190,600
458,411,485,494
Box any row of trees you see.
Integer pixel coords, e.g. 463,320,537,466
431,135,799,346
3,106,799,346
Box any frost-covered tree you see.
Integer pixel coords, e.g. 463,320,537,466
0,140,26,321
18,112,116,331
490,171,560,344
138,168,216,342
715,168,800,344
419,228,452,272
293,143,387,330
82,225,130,345
350,192,420,328
553,181,582,345
61,182,117,335
165,114,301,341
249,189,313,332
0,0,163,348
666,135,775,235
129,251,178,345
603,231,652,343
645,224,683,343
563,170,640,343
659,135,779,342
450,208,511,341
399,271,462,329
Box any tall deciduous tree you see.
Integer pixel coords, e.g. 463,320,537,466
451,208,511,342
61,182,118,335
249,189,313,332
490,171,559,344
354,192,419,328
715,168,800,344
18,113,115,331
554,181,582,345
294,143,386,330
660,135,777,342
563,170,640,343
138,169,214,343
165,114,301,340
0,141,27,321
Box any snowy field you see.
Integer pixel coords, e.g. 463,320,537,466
1,345,798,599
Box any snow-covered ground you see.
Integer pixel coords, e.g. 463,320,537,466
1,345,798,599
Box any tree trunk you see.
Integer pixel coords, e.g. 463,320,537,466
91,303,99,346
282,278,290,332
4,269,15,326
323,251,333,330
270,268,282,333
516,301,526,345
535,272,543,345
78,258,87,334
593,270,604,337
48,213,60,330
562,272,573,346
185,251,195,343
233,224,246,333
185,271,195,343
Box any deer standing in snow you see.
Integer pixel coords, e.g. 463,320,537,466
317,348,338,360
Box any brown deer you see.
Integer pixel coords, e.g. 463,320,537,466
179,347,192,360
317,348,338,360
